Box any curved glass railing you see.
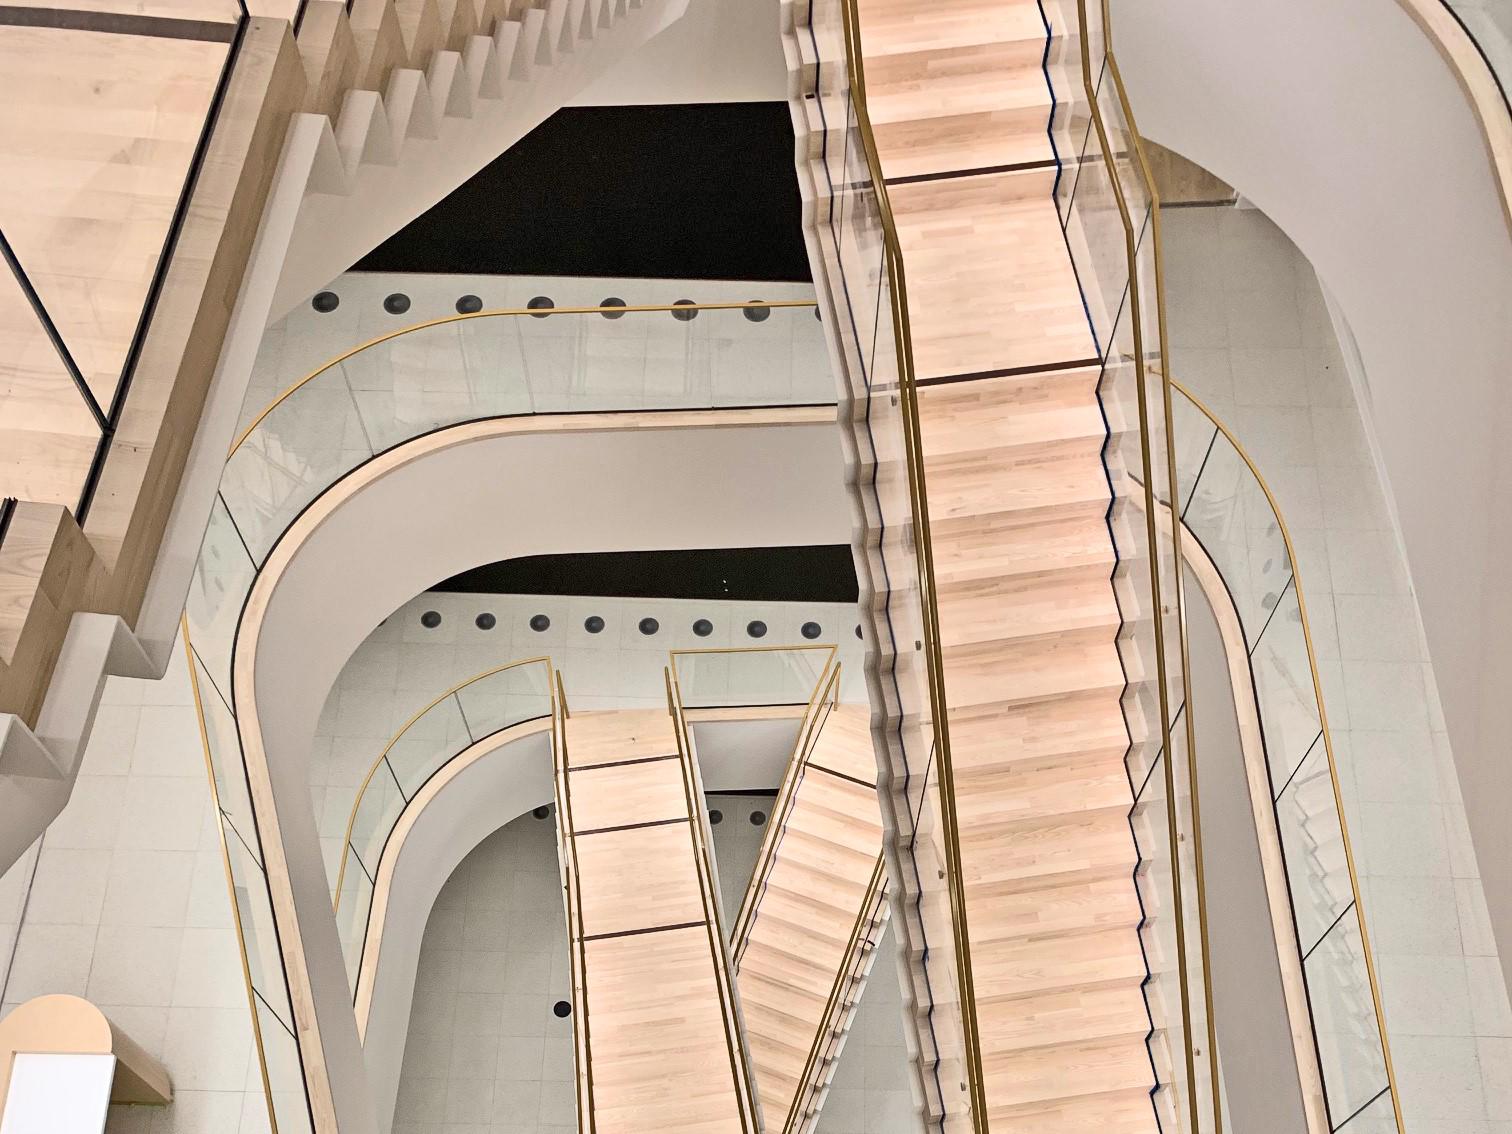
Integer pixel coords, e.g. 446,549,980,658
221,300,828,563
1438,0,1512,119
183,618,316,1134
1171,379,1402,1131
181,299,830,1133
330,658,554,991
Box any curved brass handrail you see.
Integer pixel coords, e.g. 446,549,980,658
1171,377,1403,1131
1404,0,1512,230
330,655,553,911
229,300,820,457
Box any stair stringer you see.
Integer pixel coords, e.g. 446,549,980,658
780,4,943,1130
267,0,690,318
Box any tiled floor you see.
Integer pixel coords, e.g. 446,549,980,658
392,792,919,1134
0,635,271,1134
310,591,866,894
1163,203,1512,1132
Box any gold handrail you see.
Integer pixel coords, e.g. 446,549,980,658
550,669,596,1134
832,1,990,1123
730,657,844,956
664,665,762,1133
228,300,820,457
667,641,839,710
182,617,289,1134
1171,378,1405,1132
330,656,553,911
783,850,888,1134
1064,3,1223,1125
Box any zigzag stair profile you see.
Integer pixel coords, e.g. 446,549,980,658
552,707,756,1133
732,704,887,1133
274,0,685,306
787,0,1164,1128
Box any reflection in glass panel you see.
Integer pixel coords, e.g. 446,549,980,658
1251,584,1321,790
673,646,834,709
192,649,260,866
1304,912,1389,1125
221,820,297,1037
1275,737,1353,953
185,494,258,696
255,998,315,1134
221,380,373,562
336,856,375,993
1334,1084,1397,1132
1180,435,1293,632
453,660,553,743
350,762,407,873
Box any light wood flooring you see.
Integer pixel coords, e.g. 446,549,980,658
854,0,1159,1127
557,708,753,1133
731,704,884,1131
0,22,228,508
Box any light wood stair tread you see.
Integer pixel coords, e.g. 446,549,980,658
563,708,678,766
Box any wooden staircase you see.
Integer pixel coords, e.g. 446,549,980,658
0,0,681,878
787,0,1163,1129
551,705,758,1133
272,0,686,311
730,703,887,1134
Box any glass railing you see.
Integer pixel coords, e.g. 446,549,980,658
726,655,843,954
182,298,828,1132
183,619,316,1134
329,658,554,991
221,300,829,563
1171,379,1402,1132
670,642,838,711
800,0,974,1120
1050,0,1222,1126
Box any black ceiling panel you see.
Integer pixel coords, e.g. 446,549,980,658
355,102,810,282
432,546,857,604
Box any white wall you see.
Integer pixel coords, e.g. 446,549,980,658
245,415,850,1127
571,0,786,105
1116,0,1512,997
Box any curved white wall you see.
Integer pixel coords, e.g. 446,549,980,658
1115,0,1512,990
243,414,850,1128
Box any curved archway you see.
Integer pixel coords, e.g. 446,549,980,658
223,406,848,1130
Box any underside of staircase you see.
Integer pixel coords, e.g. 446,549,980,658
787,0,1163,1128
732,703,887,1134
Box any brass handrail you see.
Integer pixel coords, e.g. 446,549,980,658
664,665,762,1133
228,300,820,457
668,641,839,711
330,656,553,912
831,0,990,1123
1068,5,1221,1124
550,669,596,1134
730,657,844,957
783,851,888,1134
182,616,295,1134
1170,379,1404,1132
